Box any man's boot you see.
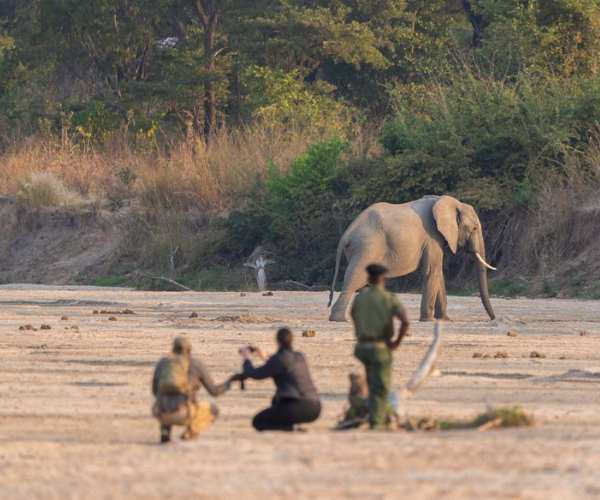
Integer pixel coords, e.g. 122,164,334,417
160,424,171,443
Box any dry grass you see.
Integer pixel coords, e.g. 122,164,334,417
0,125,320,212
404,406,534,432
16,171,86,209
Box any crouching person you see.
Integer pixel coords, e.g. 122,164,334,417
238,328,321,431
152,336,232,443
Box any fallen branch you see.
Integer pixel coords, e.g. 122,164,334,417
280,280,329,291
477,417,502,432
135,271,192,291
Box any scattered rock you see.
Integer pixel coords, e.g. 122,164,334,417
507,330,518,337
40,324,52,330
189,312,199,318
93,310,99,314
473,352,483,358
302,330,316,338
19,324,36,331
262,291,274,296
482,354,491,359
61,316,69,321
108,316,117,321
240,292,247,297
530,351,546,359
494,351,509,359
559,356,568,360
580,330,589,337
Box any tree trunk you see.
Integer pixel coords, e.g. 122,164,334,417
203,18,217,141
196,0,219,143
462,0,486,47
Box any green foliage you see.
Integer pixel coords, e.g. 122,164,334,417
228,138,352,283
265,137,347,244
378,74,600,210
244,66,351,133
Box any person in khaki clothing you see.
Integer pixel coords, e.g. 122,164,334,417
152,336,232,443
351,264,410,429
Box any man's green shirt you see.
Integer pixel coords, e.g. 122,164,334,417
351,285,405,342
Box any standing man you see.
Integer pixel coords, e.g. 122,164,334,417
351,264,410,429
152,336,232,443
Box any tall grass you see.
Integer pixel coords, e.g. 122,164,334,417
0,125,318,212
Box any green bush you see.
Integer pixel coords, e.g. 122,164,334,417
228,138,354,283
378,75,600,210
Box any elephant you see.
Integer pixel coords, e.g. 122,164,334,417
328,195,496,322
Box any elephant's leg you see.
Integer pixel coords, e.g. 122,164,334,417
329,258,369,322
420,247,444,322
434,274,450,321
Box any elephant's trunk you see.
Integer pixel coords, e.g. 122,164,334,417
473,228,495,320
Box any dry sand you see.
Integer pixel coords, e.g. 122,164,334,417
1,287,600,499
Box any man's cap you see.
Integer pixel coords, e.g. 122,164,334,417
366,263,388,277
172,336,192,355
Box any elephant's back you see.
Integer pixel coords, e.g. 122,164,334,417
364,202,422,225
345,202,423,236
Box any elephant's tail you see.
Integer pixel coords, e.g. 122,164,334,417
328,236,345,307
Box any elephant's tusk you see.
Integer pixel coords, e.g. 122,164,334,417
475,252,497,271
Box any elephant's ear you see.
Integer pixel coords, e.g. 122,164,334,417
433,196,459,254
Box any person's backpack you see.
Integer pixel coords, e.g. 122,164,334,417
158,354,190,395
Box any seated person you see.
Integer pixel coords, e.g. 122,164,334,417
152,336,232,443
238,327,321,431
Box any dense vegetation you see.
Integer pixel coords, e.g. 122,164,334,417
2,1,600,294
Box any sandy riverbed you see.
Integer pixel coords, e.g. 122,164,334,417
1,287,600,499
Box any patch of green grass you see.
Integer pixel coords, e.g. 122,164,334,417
180,266,253,291
135,266,255,292
94,275,129,287
490,278,531,298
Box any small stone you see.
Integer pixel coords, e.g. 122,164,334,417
559,355,567,360
262,291,274,296
93,310,99,314
121,309,135,315
494,351,509,359
40,324,52,330
482,354,491,359
189,312,199,318
530,351,546,359
302,330,316,338
240,292,247,297
19,324,35,331
473,352,483,358
61,316,69,321
108,316,117,321
580,330,589,337
507,330,518,337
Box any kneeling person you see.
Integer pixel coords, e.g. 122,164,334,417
152,336,231,443
239,328,321,431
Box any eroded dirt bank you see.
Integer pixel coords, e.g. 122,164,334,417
1,288,600,499
0,199,123,284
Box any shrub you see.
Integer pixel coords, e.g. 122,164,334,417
226,137,357,283
16,171,85,209
378,74,600,210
